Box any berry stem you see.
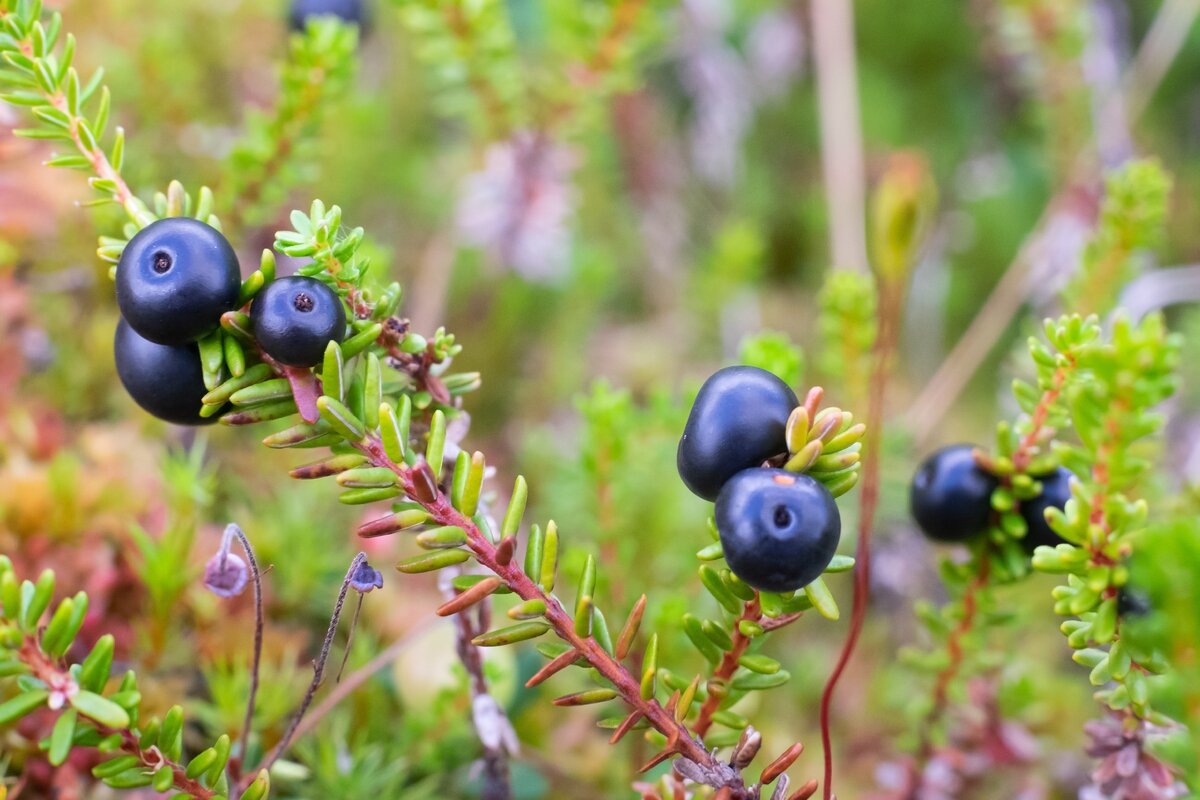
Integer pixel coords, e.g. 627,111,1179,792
692,598,762,740
351,436,751,795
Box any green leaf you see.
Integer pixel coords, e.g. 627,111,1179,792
395,548,470,574
804,577,839,620
0,689,48,724
472,621,551,647
70,691,130,729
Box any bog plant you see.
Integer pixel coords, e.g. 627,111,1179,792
0,1,1193,799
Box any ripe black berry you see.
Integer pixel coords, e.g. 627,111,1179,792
250,276,346,368
677,366,798,501
909,444,997,542
115,218,242,345
288,0,367,30
1019,467,1073,551
113,319,218,425
715,468,841,593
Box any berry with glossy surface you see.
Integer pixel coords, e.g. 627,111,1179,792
114,319,218,425
677,366,798,501
715,468,841,593
909,444,997,542
1019,467,1073,551
289,0,367,30
251,276,346,367
115,218,242,345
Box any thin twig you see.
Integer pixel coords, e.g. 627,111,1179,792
289,618,437,745
257,552,366,778
692,598,762,740
442,568,514,800
225,525,265,765
350,441,751,796
820,279,905,800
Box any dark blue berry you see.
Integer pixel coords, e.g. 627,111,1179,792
909,444,997,542
114,318,218,425
1117,588,1151,618
715,468,841,593
677,366,798,501
289,0,368,30
1019,467,1073,551
251,276,346,368
115,218,241,345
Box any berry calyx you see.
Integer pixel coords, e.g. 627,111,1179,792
250,276,347,368
288,0,368,31
113,318,220,425
115,217,242,345
909,444,997,542
677,366,798,501
715,468,841,593
1019,467,1073,551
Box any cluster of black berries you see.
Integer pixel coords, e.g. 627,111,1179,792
908,444,1072,551
113,218,345,425
677,367,841,593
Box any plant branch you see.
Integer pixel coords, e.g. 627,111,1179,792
16,639,215,799
692,598,761,741
288,618,436,745
351,438,750,795
442,569,514,800
257,552,367,778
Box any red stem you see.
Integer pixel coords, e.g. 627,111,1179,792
351,437,749,794
692,598,762,740
819,282,903,800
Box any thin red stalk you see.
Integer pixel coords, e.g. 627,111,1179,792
819,282,903,800
351,437,746,793
692,598,762,740
909,555,990,774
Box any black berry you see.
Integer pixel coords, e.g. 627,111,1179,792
909,444,997,542
251,276,346,368
677,366,798,501
1117,588,1152,618
715,468,841,593
115,218,242,345
288,0,368,30
113,318,218,425
1019,467,1073,551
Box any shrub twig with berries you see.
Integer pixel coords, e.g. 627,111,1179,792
0,1,872,798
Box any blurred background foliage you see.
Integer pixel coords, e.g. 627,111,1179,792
2,0,1199,797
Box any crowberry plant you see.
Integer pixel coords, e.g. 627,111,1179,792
1,0,1196,799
